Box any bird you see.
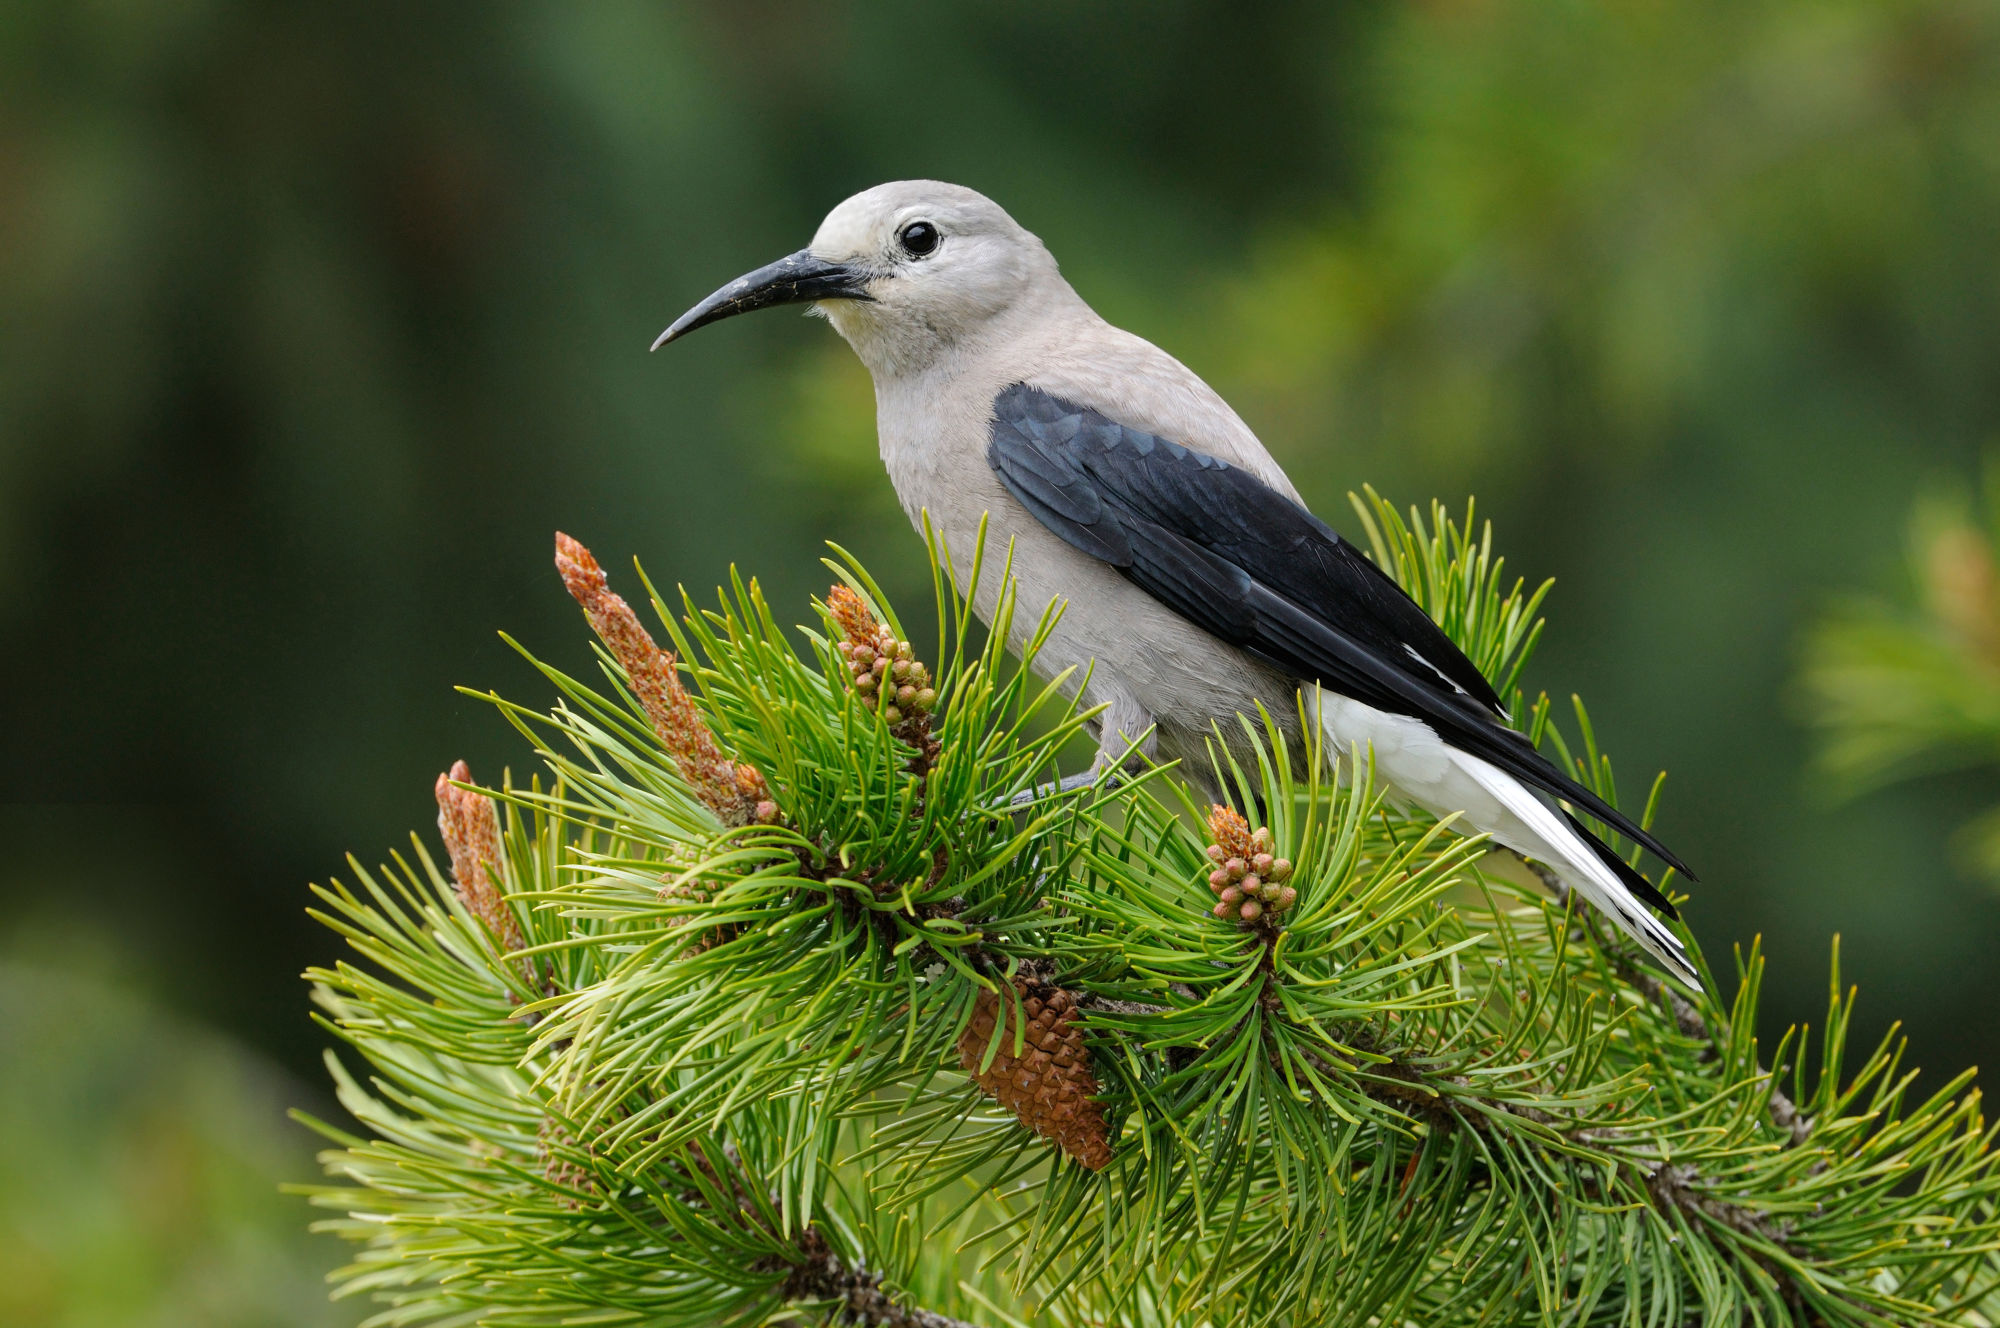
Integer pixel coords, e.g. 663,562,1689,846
652,180,1700,988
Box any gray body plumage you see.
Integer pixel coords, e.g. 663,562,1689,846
658,180,1700,988
829,217,1303,784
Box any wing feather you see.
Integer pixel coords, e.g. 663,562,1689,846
987,381,1695,882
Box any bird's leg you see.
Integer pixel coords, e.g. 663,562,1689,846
1004,692,1155,809
1004,770,1106,807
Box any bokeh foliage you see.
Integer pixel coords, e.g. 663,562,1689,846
1803,466,2000,879
0,959,348,1328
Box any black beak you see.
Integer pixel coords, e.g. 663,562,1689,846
652,249,874,350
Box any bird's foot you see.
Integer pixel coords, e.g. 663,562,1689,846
1003,769,1121,811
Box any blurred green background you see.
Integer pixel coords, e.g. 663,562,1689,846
4,1,1998,1320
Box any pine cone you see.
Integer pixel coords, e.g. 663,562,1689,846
958,979,1111,1170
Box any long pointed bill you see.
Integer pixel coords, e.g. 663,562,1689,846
652,249,874,349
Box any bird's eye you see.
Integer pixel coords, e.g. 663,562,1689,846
898,221,940,258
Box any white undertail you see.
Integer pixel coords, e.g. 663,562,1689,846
1314,689,1699,990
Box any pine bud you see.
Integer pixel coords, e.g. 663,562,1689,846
555,533,773,828
881,705,903,725
435,762,531,982
914,687,936,711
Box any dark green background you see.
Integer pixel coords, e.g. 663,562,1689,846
4,3,1997,1318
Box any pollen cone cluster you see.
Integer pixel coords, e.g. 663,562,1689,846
657,855,735,955
435,761,533,983
958,979,1112,1170
537,1114,596,1209
1204,805,1296,924
554,533,777,827
827,585,937,739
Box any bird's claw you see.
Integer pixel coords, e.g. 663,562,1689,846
1002,769,1121,811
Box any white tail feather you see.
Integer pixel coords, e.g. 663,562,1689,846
1314,689,1700,991
1453,757,1699,990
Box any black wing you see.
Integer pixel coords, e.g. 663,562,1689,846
987,381,1694,887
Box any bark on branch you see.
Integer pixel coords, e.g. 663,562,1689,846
783,1229,985,1328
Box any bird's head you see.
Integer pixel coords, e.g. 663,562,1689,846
654,180,1063,376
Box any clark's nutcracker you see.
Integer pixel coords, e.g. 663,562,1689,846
654,180,1699,987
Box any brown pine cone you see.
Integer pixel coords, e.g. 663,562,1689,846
958,979,1112,1170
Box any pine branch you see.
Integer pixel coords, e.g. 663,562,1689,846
298,510,2000,1328
1518,851,1819,1148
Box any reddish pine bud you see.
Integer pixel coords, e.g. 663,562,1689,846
555,533,771,827
435,761,531,981
827,585,879,645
